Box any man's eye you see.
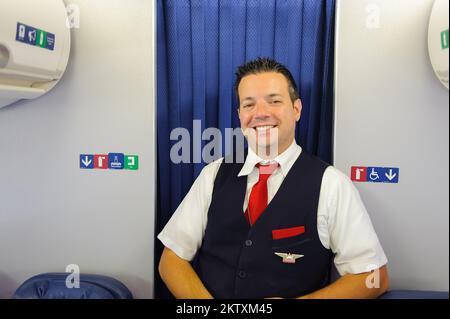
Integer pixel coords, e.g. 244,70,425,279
243,104,254,108
270,100,281,104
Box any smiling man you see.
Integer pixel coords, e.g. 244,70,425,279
158,57,389,299
238,69,300,160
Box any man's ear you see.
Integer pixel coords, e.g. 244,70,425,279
294,99,302,122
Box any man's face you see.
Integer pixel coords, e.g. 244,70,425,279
238,72,301,157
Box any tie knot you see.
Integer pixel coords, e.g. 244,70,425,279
256,162,279,181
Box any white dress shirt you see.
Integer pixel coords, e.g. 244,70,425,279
158,141,387,276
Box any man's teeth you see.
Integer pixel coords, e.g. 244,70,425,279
255,125,275,131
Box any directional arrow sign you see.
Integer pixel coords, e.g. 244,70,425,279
385,169,397,181
383,167,399,183
80,154,94,169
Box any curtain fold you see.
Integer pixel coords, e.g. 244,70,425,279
155,0,335,298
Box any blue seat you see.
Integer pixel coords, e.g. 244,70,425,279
379,290,448,299
13,273,133,299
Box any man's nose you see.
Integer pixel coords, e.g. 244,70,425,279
254,99,269,118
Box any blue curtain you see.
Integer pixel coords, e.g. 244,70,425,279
155,0,335,298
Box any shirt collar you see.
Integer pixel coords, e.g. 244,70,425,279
238,140,302,177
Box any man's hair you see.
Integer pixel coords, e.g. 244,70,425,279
234,57,299,105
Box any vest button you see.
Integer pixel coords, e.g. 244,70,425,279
238,270,246,278
245,240,253,247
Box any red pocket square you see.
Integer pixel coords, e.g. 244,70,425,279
272,226,305,240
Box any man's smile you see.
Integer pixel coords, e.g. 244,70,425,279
249,124,278,132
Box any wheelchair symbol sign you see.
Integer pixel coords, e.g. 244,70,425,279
368,168,380,181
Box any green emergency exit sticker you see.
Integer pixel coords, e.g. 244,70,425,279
441,29,449,49
36,29,47,48
124,155,139,170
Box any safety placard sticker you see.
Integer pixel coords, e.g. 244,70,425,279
94,154,109,169
108,153,124,170
80,153,139,170
124,155,139,170
80,154,94,169
16,22,55,51
351,166,399,183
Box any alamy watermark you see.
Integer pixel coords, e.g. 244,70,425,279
66,4,80,29
365,3,381,29
365,264,381,289
65,264,80,288
170,120,279,164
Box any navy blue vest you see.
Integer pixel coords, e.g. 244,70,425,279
193,151,333,298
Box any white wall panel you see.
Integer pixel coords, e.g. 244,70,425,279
334,0,448,290
0,0,156,298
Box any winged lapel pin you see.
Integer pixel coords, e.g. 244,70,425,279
274,252,304,264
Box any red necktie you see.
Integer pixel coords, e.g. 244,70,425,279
246,162,279,226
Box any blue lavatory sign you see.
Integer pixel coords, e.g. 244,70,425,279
108,153,124,170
